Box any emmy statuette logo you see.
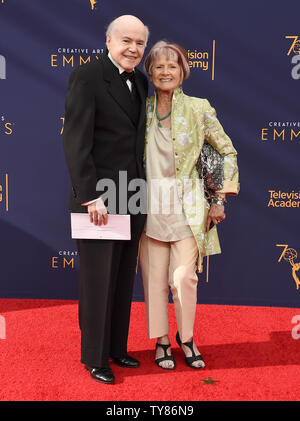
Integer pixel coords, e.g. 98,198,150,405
276,244,300,290
89,0,97,10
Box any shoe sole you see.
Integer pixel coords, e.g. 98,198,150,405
90,374,115,384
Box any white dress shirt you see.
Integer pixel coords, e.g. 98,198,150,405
108,52,133,92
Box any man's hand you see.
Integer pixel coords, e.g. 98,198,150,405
205,203,226,232
88,198,108,226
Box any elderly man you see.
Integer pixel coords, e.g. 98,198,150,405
63,15,149,383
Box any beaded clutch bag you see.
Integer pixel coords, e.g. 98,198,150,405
196,142,224,200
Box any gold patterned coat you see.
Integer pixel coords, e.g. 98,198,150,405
145,87,239,263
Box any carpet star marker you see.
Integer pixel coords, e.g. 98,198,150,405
201,377,219,385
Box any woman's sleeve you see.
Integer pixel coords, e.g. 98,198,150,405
202,99,240,195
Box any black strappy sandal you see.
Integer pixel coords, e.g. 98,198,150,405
176,332,205,369
155,342,176,370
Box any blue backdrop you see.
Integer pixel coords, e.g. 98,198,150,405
0,0,299,307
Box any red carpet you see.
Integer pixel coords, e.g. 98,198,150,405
0,299,300,401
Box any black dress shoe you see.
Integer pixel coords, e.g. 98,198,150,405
85,365,115,384
112,354,140,368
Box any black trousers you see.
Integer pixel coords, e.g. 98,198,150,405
76,214,145,368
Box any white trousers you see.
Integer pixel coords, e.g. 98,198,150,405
140,232,199,343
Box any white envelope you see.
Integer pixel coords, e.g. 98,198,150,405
71,213,131,240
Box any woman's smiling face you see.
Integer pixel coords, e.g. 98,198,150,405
151,53,182,93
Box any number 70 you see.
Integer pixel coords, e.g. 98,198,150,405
276,244,289,262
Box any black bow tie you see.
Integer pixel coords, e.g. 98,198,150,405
121,71,135,83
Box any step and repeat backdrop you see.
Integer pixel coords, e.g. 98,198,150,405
0,0,299,307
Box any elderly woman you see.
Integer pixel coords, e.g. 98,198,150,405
139,41,239,370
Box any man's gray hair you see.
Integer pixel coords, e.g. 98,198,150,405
106,18,149,45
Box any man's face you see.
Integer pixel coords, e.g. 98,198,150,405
106,22,147,72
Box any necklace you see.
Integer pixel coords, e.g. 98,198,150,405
156,105,171,128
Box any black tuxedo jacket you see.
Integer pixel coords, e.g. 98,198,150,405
62,53,148,213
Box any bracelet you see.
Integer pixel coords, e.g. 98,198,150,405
211,198,225,206
211,194,227,203
215,195,226,201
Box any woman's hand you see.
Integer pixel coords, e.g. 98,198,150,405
205,203,226,232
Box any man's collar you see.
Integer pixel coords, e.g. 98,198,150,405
107,51,134,74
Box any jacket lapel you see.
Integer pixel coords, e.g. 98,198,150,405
102,54,136,125
134,71,147,130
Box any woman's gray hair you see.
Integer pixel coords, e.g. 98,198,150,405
144,40,190,81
